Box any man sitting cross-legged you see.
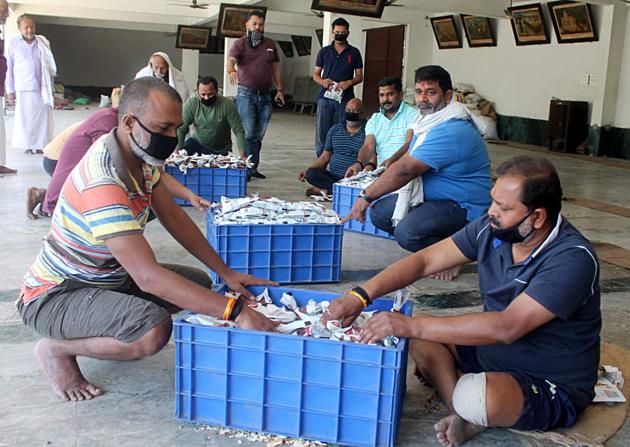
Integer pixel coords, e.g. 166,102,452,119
324,155,601,446
18,77,277,402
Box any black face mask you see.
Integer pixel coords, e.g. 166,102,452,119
130,116,178,161
490,211,535,244
334,33,348,42
345,111,360,121
246,29,264,47
200,96,217,107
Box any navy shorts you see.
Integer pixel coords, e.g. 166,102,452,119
455,345,578,431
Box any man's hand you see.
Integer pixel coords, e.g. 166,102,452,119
336,80,353,91
320,294,365,327
345,162,362,178
222,271,278,299
189,194,212,211
340,197,369,224
359,312,411,344
228,69,239,85
234,305,279,332
380,158,394,169
364,164,375,172
298,171,306,182
6,93,15,105
275,91,285,107
321,78,334,90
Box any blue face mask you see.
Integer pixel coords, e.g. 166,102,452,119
490,211,535,244
130,116,178,161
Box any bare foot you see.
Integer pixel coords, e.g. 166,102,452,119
0,165,17,174
26,187,46,219
305,186,326,196
434,414,485,446
431,266,461,281
24,149,33,154
34,338,102,401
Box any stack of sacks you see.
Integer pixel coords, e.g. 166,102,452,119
453,83,498,140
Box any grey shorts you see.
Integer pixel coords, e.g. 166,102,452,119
17,264,212,343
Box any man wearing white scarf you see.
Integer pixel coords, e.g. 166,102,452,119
343,65,492,280
5,15,55,154
134,52,191,101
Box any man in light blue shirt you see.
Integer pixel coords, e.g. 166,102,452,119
345,77,417,176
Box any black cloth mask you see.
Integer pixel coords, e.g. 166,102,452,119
345,111,360,122
247,29,264,47
490,211,535,244
131,116,178,161
201,96,217,107
334,33,348,42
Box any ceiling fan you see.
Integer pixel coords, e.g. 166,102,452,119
168,0,210,9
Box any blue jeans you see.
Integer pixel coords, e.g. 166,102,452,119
369,195,468,252
236,85,273,171
42,156,57,177
316,97,347,156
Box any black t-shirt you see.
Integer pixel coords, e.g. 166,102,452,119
452,215,601,412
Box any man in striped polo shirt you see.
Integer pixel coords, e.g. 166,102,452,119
18,77,276,402
345,77,417,177
298,98,365,196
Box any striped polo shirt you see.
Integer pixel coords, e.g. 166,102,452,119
20,130,160,304
324,122,366,177
364,101,418,165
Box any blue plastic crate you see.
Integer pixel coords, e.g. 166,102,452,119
174,285,411,447
165,166,247,206
206,214,343,284
332,184,394,239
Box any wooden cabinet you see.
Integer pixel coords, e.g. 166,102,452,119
548,100,588,153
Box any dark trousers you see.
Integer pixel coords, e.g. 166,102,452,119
43,156,57,177
315,97,347,156
182,137,229,156
305,167,342,193
369,194,468,252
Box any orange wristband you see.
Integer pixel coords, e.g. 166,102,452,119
347,290,368,308
223,297,236,320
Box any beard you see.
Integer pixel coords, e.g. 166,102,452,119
417,99,447,116
130,128,165,168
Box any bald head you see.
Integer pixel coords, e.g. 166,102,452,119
345,98,363,128
346,98,363,112
150,55,169,79
0,1,8,26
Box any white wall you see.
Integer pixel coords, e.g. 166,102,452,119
431,5,612,126
613,8,630,127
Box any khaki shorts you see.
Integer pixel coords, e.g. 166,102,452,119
17,264,212,343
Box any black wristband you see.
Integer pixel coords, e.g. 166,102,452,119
352,286,372,305
355,160,364,169
229,298,245,321
365,162,377,170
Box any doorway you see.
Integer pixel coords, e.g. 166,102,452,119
362,25,405,115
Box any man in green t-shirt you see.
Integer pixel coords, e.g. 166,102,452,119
177,76,247,158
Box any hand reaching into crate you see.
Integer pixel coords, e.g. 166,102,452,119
320,293,365,327
223,271,278,300
235,305,279,332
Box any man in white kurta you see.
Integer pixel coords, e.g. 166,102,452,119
5,14,56,154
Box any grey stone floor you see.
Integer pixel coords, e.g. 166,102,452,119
1,107,630,446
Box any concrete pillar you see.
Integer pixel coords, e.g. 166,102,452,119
181,48,199,98
223,37,237,97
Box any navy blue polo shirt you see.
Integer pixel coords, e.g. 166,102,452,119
315,43,363,103
324,122,365,177
451,214,601,412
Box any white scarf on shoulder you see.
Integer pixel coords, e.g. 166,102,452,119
36,35,56,107
391,100,487,227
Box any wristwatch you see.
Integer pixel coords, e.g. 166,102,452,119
358,190,375,204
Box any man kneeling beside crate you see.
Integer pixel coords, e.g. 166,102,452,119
324,156,601,446
17,77,277,402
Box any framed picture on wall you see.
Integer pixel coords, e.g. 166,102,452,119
430,15,462,49
278,41,294,58
176,25,211,50
548,1,597,43
200,35,225,54
291,35,312,56
217,3,267,38
310,0,386,19
461,15,496,47
508,3,550,46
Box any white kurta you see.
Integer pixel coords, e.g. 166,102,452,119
5,35,55,150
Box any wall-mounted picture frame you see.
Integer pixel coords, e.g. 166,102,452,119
508,3,550,46
310,0,386,19
278,41,294,58
315,29,323,47
547,1,597,43
291,35,312,56
200,35,225,54
176,25,211,50
461,15,496,47
217,3,267,38
430,15,462,49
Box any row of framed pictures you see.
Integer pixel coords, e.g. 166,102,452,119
278,36,313,58
431,1,597,50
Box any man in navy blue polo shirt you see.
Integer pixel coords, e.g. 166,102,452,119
323,155,601,446
313,17,363,156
